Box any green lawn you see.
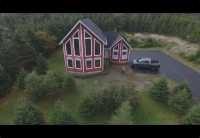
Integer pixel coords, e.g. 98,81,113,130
0,48,180,124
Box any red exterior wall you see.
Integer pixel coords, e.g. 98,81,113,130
62,23,104,73
110,39,129,64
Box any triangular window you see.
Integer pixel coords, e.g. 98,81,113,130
85,31,91,38
74,31,79,38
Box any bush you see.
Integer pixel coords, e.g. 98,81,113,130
186,49,200,64
24,71,76,102
48,100,77,125
41,71,63,95
172,82,192,98
24,71,44,102
134,38,163,48
128,91,139,112
0,64,12,97
79,86,131,118
62,74,76,92
109,101,133,125
16,69,27,89
14,98,44,125
149,78,169,103
35,54,48,75
168,88,193,114
184,104,200,124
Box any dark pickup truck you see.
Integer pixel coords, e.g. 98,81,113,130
131,57,160,72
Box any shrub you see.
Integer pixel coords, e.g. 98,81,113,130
128,91,139,112
172,82,192,98
35,54,48,75
24,71,76,102
168,88,193,114
0,64,12,97
41,71,63,95
79,86,131,118
186,49,200,64
62,74,76,92
109,101,133,125
184,104,200,124
14,98,44,125
135,38,163,48
48,100,77,125
24,71,44,102
149,78,169,103
16,69,27,89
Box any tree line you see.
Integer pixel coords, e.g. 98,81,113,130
1,13,200,97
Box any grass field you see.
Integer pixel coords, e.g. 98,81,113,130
0,48,180,124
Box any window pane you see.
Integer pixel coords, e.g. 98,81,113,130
95,41,100,55
68,59,73,67
76,60,81,68
122,51,127,55
66,41,71,55
86,60,92,68
114,51,118,55
85,39,91,56
95,60,100,67
114,46,118,50
123,44,127,50
85,32,91,38
74,31,79,37
74,39,80,55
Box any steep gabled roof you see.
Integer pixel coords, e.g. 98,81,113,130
104,32,122,48
59,18,107,45
104,31,133,49
81,18,107,44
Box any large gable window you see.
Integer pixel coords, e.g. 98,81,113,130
84,31,92,56
73,31,80,56
95,39,101,56
65,40,71,55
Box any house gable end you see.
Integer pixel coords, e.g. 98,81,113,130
59,19,107,45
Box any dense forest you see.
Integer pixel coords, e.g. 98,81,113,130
1,13,200,97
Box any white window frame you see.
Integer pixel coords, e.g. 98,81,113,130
112,44,119,60
94,58,101,68
94,39,101,56
67,57,73,68
73,30,81,57
121,43,128,60
75,58,81,69
85,58,93,70
65,39,72,56
84,30,92,57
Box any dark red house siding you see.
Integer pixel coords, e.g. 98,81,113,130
110,39,129,64
62,23,104,73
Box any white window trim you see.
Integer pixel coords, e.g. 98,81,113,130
65,39,72,56
94,39,101,56
85,58,93,70
67,57,73,68
94,58,101,68
75,58,81,69
112,44,119,60
84,30,92,57
122,43,128,50
73,30,81,57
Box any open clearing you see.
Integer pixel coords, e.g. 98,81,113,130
0,48,180,124
126,32,199,56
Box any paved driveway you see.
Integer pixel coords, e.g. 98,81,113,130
129,50,200,100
